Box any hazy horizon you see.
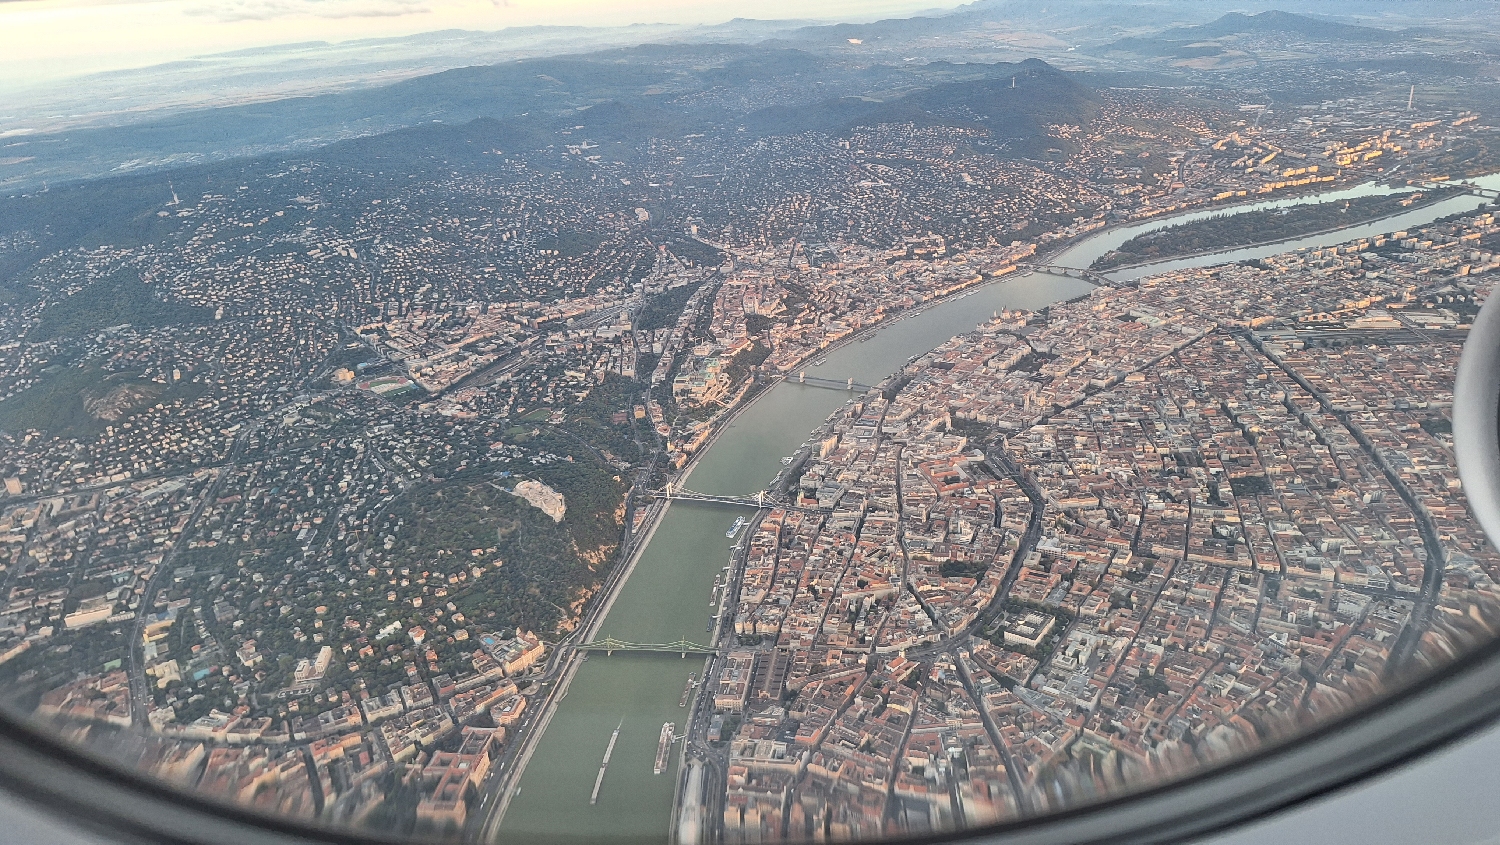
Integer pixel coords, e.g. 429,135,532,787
0,0,953,89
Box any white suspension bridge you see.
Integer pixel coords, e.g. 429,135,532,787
577,637,716,656
650,482,828,513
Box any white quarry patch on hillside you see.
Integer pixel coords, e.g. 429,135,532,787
511,479,566,523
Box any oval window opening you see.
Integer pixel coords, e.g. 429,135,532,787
1,4,1500,845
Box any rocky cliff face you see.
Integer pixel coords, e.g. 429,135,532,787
511,479,566,523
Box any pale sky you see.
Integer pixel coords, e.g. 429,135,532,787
0,0,947,86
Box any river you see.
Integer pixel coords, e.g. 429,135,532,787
493,175,1498,845
1056,173,1500,278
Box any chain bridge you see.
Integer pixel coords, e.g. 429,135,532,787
788,372,874,392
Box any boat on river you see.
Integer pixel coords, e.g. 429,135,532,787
653,722,676,774
726,516,746,538
590,718,624,805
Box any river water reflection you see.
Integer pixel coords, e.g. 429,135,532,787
496,177,1497,843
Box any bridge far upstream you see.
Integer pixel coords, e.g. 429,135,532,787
1408,177,1500,200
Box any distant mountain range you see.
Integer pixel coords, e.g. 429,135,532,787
739,59,1098,156
1106,9,1405,58
0,41,1100,194
0,2,1482,194
0,20,803,136
325,56,1098,160
1174,10,1404,42
0,0,1232,192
